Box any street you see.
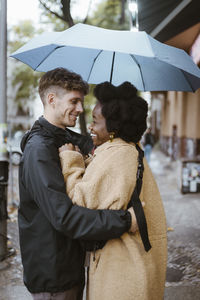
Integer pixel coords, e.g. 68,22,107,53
150,149,200,299
0,147,199,300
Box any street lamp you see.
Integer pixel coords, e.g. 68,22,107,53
128,0,139,32
128,1,138,13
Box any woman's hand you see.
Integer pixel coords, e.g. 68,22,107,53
59,143,80,153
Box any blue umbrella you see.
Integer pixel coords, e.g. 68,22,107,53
11,23,200,92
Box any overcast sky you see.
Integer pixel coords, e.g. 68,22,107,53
7,0,101,27
7,0,40,26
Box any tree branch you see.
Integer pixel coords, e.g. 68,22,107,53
61,0,74,27
120,0,126,25
83,0,93,24
39,0,66,22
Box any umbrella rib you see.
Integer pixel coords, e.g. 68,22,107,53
87,50,103,82
181,70,195,92
110,52,115,83
130,55,146,91
34,45,64,70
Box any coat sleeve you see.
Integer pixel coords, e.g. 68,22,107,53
59,150,86,201
23,140,131,241
59,145,138,211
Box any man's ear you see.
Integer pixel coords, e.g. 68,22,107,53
47,93,55,107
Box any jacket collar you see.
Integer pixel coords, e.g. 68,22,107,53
21,116,93,155
20,116,73,152
38,116,72,139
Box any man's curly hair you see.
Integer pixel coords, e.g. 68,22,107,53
94,81,148,143
39,68,89,104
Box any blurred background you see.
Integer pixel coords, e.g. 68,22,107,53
0,1,200,299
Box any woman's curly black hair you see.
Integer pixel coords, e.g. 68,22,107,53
94,81,148,143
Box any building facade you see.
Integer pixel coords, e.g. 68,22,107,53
151,89,200,161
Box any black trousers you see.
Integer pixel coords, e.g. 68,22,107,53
31,282,84,300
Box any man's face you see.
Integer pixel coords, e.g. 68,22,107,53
48,89,84,129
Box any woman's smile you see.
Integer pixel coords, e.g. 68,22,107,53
89,102,110,146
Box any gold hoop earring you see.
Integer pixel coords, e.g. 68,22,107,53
109,132,115,142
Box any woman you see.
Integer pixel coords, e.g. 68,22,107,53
59,82,167,300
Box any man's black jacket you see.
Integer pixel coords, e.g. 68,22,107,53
18,117,131,293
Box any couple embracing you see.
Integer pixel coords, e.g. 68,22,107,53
18,68,167,300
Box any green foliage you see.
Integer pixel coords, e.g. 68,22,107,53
9,20,42,53
39,4,68,31
9,20,43,110
12,65,41,102
13,20,36,39
84,85,96,124
39,0,130,31
41,13,68,31
88,0,130,30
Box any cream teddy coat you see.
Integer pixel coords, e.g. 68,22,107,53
59,138,167,300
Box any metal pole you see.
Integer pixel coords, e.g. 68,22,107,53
0,0,7,124
128,0,139,31
0,0,8,261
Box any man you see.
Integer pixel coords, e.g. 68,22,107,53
18,68,137,300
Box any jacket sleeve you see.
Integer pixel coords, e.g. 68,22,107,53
59,146,138,211
23,141,131,241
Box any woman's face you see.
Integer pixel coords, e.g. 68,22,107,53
89,102,110,146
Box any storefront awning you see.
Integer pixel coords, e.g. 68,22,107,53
138,0,200,48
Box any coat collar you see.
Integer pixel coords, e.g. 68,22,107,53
94,138,135,155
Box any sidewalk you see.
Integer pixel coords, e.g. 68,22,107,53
149,148,200,299
0,148,199,300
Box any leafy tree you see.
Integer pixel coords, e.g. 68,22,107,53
9,21,42,120
38,0,93,28
39,0,129,30
88,0,129,30
12,65,40,103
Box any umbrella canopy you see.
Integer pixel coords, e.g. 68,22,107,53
11,23,200,92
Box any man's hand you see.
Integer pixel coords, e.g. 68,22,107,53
128,202,145,233
128,207,138,233
59,143,80,153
